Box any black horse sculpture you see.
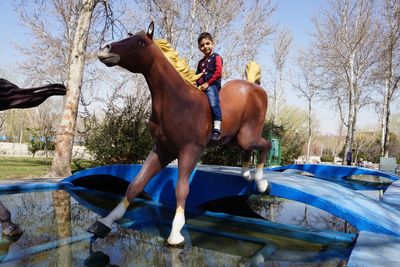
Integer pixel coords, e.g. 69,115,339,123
0,78,66,111
0,77,66,236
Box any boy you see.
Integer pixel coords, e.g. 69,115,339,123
196,32,223,141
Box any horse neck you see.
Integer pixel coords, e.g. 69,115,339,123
144,54,193,106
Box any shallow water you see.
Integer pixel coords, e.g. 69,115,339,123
0,188,354,266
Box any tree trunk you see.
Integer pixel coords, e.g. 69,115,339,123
306,100,312,161
49,0,98,177
381,79,391,157
343,53,357,164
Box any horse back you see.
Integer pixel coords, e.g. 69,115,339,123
219,80,268,137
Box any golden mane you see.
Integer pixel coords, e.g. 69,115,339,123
154,39,202,87
245,61,261,85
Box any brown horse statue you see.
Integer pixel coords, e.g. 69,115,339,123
88,22,271,245
0,78,66,111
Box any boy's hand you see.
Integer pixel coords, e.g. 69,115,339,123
199,82,209,91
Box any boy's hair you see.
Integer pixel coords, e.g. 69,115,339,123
197,32,213,44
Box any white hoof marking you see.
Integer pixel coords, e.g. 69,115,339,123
254,169,268,192
168,207,185,245
167,232,185,245
241,169,253,182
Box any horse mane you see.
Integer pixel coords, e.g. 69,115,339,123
245,61,261,85
154,39,202,87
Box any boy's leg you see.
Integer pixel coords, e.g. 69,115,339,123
205,85,222,140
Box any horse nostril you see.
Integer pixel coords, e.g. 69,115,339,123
100,43,111,52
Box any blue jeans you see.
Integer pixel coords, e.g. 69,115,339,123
205,84,222,121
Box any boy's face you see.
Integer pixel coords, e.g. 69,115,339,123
198,38,214,57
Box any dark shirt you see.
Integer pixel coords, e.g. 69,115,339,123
196,53,223,90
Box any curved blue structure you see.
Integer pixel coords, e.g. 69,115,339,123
0,163,398,265
62,164,400,235
272,164,398,180
271,164,399,191
64,165,400,266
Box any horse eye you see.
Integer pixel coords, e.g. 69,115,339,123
138,39,146,47
127,32,133,37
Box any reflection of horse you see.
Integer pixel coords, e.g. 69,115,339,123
88,22,271,245
0,78,66,111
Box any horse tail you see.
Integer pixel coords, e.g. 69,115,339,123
245,61,261,85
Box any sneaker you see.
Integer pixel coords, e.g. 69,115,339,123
210,130,221,141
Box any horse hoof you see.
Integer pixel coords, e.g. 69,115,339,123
167,233,185,247
255,179,269,193
165,239,185,248
87,220,111,239
241,170,253,182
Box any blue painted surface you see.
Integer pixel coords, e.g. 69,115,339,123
271,164,400,190
62,164,400,237
67,186,356,246
63,164,257,209
0,181,70,195
381,180,400,211
347,231,400,267
272,164,399,181
1,163,400,265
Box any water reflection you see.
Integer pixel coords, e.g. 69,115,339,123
53,190,72,267
0,188,353,266
0,201,23,238
249,195,358,234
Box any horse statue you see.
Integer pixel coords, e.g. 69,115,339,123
0,78,66,111
88,22,271,246
0,78,66,237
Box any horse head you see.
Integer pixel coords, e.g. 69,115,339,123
98,22,155,73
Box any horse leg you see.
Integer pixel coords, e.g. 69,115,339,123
88,146,174,238
167,145,203,245
241,150,253,181
253,138,272,192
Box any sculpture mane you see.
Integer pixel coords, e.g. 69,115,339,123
154,39,202,87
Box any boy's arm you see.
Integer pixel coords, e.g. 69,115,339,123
205,55,223,85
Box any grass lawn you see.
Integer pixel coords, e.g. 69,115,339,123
0,156,97,179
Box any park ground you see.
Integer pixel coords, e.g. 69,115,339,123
0,156,96,180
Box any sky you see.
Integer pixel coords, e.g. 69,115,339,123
261,0,385,135
0,0,389,135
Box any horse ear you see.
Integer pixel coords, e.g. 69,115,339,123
147,22,154,40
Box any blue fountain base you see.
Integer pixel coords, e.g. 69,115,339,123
60,163,400,266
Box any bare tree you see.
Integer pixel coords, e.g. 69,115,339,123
132,0,277,79
310,0,379,163
375,0,400,157
26,99,63,161
15,0,120,177
49,0,102,177
271,28,292,123
293,48,320,162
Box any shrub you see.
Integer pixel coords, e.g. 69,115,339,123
27,128,55,157
83,94,153,165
